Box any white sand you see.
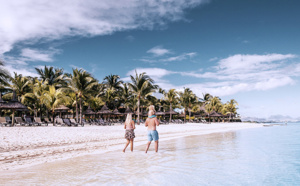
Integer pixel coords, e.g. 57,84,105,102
0,122,261,171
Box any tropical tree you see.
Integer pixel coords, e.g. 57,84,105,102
0,60,10,86
223,99,238,120
163,89,179,123
205,96,223,122
67,68,98,123
35,66,67,88
5,72,31,103
103,74,123,91
179,88,197,123
129,71,158,124
40,86,71,125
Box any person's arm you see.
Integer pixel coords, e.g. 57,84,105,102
132,120,135,129
124,123,126,129
155,118,159,126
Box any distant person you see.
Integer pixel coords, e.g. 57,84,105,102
145,105,160,153
123,113,135,152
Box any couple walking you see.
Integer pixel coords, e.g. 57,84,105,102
123,105,159,153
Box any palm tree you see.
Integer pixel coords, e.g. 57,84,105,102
5,72,31,103
40,86,71,125
0,60,10,86
223,99,238,121
205,96,223,122
163,89,179,123
67,68,98,124
103,74,123,90
35,66,67,88
129,71,158,124
179,88,197,123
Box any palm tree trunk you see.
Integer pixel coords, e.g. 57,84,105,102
76,94,78,122
12,110,15,126
189,109,191,122
52,110,55,126
80,97,82,124
169,103,172,123
137,97,140,125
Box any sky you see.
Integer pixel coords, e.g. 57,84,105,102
0,0,300,119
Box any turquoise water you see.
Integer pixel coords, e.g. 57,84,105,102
1,124,300,185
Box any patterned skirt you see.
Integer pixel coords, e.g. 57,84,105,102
125,129,135,140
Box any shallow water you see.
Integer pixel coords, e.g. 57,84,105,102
1,123,300,185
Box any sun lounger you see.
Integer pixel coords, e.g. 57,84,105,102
0,117,11,127
70,119,83,127
15,117,27,126
62,119,73,127
55,118,66,126
25,118,39,126
34,117,48,126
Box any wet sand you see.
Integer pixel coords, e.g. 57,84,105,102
0,123,261,171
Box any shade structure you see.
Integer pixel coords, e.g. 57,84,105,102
209,111,223,117
0,91,28,126
124,107,133,114
112,108,122,115
84,106,96,115
54,105,70,112
97,104,112,115
165,110,178,115
155,107,165,116
178,113,186,118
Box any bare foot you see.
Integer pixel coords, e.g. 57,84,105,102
123,149,125,153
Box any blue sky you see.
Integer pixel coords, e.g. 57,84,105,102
1,0,300,119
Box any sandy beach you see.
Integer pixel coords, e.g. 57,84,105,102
0,123,261,171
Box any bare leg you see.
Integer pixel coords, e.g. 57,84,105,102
155,140,159,152
130,139,134,152
145,141,151,153
123,139,130,153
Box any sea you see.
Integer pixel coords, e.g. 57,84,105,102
1,123,300,186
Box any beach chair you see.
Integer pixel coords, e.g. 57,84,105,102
15,117,27,126
82,119,91,125
55,118,66,126
44,117,51,124
34,117,48,126
5,116,12,125
62,119,73,126
70,118,82,127
25,118,39,126
0,117,10,127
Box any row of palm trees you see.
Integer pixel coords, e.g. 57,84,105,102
0,63,239,124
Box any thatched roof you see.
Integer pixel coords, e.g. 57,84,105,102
124,107,133,114
209,111,223,117
112,108,122,115
165,110,178,115
97,104,112,114
178,113,186,118
155,111,165,116
84,106,96,115
0,91,28,110
55,105,70,111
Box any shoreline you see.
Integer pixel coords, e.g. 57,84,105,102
0,123,262,171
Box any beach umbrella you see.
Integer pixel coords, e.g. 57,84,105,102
0,90,28,126
124,107,133,114
97,104,112,115
84,105,96,115
165,109,178,116
55,105,70,118
112,108,122,115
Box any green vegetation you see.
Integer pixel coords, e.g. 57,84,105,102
0,64,239,123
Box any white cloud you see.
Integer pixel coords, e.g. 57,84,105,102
161,52,196,62
125,53,299,98
147,46,171,56
4,64,38,77
0,0,208,55
21,48,60,62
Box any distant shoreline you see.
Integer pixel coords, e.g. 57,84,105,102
0,123,262,171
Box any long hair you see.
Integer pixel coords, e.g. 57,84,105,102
125,113,132,125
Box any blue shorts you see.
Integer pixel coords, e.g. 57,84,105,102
147,130,159,141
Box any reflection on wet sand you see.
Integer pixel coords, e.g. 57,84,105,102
0,132,239,185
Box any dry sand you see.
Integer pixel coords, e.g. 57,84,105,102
0,122,261,171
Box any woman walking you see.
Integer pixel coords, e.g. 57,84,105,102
123,113,135,152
